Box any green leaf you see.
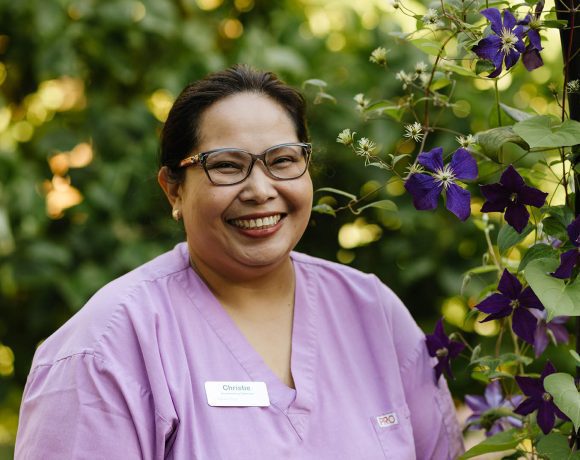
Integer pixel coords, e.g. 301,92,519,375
440,63,476,77
311,204,336,216
543,19,568,28
357,200,398,213
524,258,580,320
518,243,555,271
500,103,534,122
409,38,444,56
430,77,452,91
315,187,356,200
365,101,405,121
544,373,580,432
313,92,337,104
537,433,580,459
476,127,530,160
570,350,580,366
475,59,496,75
465,265,499,276
542,216,569,240
513,116,580,149
458,429,523,458
302,79,328,88
470,343,482,364
498,223,533,253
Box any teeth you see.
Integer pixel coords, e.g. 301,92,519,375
231,214,282,230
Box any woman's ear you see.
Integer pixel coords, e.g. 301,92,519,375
158,166,182,208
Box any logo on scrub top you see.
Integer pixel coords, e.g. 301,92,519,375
376,412,399,428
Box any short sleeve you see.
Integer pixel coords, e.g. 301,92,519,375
376,279,464,459
15,352,174,460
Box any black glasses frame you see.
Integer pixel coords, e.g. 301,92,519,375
178,142,312,186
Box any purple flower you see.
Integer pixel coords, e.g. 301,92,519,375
473,8,526,78
476,269,544,345
425,318,465,382
530,309,569,357
514,361,569,434
465,381,523,436
480,165,548,233
519,1,545,71
551,215,580,279
405,147,478,221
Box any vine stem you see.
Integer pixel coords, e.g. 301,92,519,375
494,80,502,127
484,223,502,270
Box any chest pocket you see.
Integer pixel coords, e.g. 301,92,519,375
371,404,416,460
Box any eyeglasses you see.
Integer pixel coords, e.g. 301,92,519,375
178,142,311,186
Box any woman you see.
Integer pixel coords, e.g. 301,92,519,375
16,65,463,459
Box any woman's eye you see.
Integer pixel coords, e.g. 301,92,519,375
208,162,243,172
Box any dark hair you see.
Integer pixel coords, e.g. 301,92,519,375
159,64,309,183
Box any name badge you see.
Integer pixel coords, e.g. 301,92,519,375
205,381,270,407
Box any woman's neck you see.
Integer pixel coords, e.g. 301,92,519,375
189,254,295,315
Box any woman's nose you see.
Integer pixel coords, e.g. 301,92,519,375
238,162,278,203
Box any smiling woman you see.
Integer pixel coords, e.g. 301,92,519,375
15,65,463,459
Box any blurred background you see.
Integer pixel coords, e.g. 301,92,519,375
0,0,571,456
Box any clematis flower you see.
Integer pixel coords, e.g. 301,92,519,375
465,381,523,436
519,1,545,71
514,361,569,434
473,8,526,78
530,309,569,357
405,147,478,221
551,215,580,279
425,318,465,382
476,269,544,345
480,165,548,233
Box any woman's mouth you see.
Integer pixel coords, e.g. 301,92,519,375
229,214,283,230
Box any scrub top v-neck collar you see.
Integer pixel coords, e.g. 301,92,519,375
184,252,319,426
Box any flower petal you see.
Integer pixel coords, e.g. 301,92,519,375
513,396,539,415
473,36,503,62
537,402,556,434
405,173,443,211
500,165,526,192
519,185,548,208
417,147,444,173
547,323,569,345
497,269,523,298
445,183,471,221
540,361,557,380
550,249,578,279
505,202,530,233
480,8,504,35
502,9,517,31
447,340,465,358
568,215,580,247
450,148,478,180
476,292,511,315
484,380,504,407
465,394,489,413
533,323,549,357
513,307,538,345
518,287,544,310
515,376,542,397
522,48,544,71
527,30,543,51
480,183,511,212
504,48,521,71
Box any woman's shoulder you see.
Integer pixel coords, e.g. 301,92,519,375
31,243,191,369
291,251,377,282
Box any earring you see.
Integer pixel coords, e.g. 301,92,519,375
172,208,182,221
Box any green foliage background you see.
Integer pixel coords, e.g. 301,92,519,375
0,0,567,455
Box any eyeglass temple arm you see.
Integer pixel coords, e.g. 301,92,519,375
178,154,200,168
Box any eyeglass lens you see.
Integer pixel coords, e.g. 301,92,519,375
204,144,308,185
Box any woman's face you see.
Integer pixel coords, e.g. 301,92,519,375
171,92,313,279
